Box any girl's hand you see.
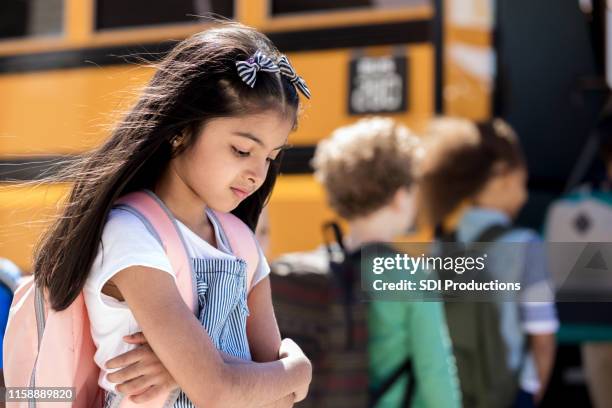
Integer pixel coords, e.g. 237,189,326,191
105,332,178,403
279,338,312,402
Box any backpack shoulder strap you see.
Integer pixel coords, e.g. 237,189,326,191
322,221,347,257
369,358,414,408
436,223,511,243
115,190,196,313
434,223,458,242
475,224,512,243
210,210,259,293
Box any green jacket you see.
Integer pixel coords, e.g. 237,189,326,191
361,246,462,408
369,300,462,407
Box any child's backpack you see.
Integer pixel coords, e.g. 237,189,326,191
3,190,258,407
545,185,612,293
270,222,414,408
545,185,612,243
436,224,519,408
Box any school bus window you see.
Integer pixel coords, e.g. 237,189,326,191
0,0,63,40
95,0,234,30
271,0,431,15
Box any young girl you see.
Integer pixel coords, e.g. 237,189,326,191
33,23,312,407
420,118,558,408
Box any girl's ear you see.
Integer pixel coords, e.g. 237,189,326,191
171,135,184,148
171,128,196,155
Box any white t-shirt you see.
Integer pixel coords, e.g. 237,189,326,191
83,207,270,392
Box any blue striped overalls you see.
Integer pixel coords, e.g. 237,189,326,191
104,208,252,407
172,256,252,407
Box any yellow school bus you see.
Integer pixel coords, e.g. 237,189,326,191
0,0,495,271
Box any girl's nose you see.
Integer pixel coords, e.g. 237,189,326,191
247,161,267,186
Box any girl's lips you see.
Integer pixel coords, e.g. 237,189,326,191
230,187,249,199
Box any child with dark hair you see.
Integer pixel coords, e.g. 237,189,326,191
421,117,558,407
27,22,312,407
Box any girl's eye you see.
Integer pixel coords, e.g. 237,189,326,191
232,146,250,157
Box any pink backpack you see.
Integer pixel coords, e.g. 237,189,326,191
3,190,258,407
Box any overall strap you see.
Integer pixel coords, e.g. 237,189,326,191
115,191,197,314
210,210,259,293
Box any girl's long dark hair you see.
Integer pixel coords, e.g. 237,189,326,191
35,22,300,311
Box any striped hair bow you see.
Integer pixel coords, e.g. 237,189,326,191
278,55,311,99
235,50,280,88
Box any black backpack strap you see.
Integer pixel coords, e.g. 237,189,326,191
369,358,415,407
434,223,458,243
322,221,347,257
322,221,357,349
436,223,511,244
474,224,512,243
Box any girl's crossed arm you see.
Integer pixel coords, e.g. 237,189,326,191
111,265,311,408
246,277,310,407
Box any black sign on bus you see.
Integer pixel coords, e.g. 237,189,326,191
348,55,408,115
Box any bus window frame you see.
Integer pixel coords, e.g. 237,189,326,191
247,0,434,32
268,0,432,17
92,0,236,34
0,0,223,56
0,0,66,51
0,0,434,57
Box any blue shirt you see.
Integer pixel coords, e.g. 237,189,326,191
455,207,559,393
